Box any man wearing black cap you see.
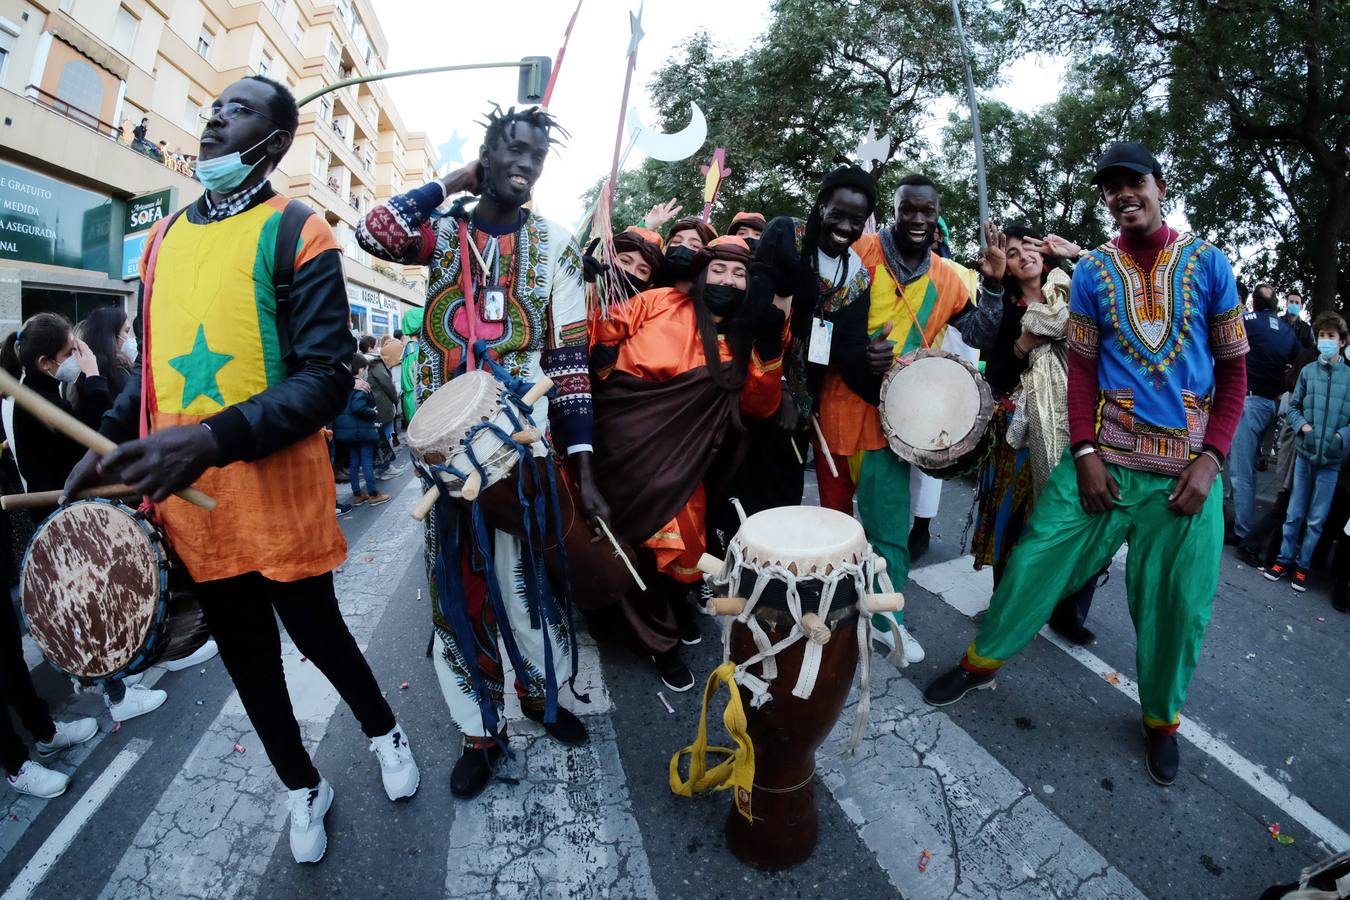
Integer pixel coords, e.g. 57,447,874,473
924,142,1249,787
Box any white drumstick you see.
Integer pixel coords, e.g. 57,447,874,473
789,435,803,465
811,415,839,478
595,516,646,591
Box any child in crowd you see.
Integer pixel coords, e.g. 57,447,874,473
1264,313,1350,592
333,354,389,507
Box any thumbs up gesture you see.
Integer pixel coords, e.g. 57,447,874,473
867,321,896,374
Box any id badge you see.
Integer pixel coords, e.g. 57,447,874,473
483,287,506,322
808,317,833,365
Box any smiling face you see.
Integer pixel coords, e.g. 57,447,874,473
705,258,747,290
199,78,288,165
1004,236,1044,283
479,120,548,207
1098,169,1166,237
667,227,705,252
892,185,939,254
817,187,869,257
615,250,653,284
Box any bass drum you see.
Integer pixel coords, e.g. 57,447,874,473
879,348,994,479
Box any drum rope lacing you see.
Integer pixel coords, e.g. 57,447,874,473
706,540,899,755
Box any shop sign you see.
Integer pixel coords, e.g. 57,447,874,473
0,160,115,273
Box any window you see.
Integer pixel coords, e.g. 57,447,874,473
0,19,18,83
196,26,214,60
370,310,390,337
291,29,302,48
319,96,331,124
55,59,103,125
349,303,368,335
59,0,75,11
325,38,340,70
182,96,201,133
270,0,285,19
257,50,272,78
110,6,137,55
312,151,327,179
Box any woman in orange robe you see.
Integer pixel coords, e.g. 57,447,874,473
590,236,789,691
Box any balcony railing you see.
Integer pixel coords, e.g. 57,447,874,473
24,84,197,179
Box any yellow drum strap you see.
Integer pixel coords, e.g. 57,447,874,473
668,662,756,822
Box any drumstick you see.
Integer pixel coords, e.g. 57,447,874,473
789,435,803,465
0,370,215,511
1,483,138,510
595,516,646,591
811,415,839,478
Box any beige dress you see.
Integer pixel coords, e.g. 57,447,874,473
1006,268,1072,498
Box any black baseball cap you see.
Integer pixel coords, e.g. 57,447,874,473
1090,141,1163,185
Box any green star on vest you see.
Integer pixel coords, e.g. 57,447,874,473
170,324,233,408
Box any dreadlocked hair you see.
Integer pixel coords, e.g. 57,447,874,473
481,104,570,149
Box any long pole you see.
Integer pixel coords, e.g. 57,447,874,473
949,0,989,247
542,0,585,107
297,61,524,108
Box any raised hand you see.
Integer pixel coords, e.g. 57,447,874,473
644,198,682,231
977,221,1007,283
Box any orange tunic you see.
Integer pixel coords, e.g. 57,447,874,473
592,287,784,580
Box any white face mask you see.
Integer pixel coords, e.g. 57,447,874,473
120,337,138,361
54,355,80,384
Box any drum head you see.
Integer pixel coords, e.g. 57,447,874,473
880,350,993,469
21,501,162,679
406,369,502,459
736,506,867,572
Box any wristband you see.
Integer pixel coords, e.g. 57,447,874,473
1199,448,1223,472
1073,445,1097,459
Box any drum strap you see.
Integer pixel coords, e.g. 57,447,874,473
668,662,756,824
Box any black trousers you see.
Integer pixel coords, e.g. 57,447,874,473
196,572,396,791
0,599,55,775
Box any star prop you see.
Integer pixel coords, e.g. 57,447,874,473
855,124,891,172
606,2,643,194
699,148,731,223
437,130,466,169
626,3,645,58
170,324,233,408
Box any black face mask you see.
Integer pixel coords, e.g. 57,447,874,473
665,245,698,279
618,267,649,298
702,282,745,317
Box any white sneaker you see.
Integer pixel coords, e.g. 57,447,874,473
106,684,167,722
155,639,219,672
6,760,69,798
287,778,334,864
899,625,925,663
872,624,897,655
35,718,98,757
369,724,419,800
376,464,406,481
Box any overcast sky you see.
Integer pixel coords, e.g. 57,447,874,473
373,1,1067,229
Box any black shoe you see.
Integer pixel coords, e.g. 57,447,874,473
1334,584,1349,613
923,665,996,707
653,648,695,692
908,519,931,564
1236,543,1264,569
1143,726,1179,786
1048,615,1096,646
521,705,588,746
678,615,702,646
450,741,505,799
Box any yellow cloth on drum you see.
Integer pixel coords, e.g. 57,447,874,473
669,662,756,822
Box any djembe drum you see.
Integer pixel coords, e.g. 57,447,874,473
879,347,995,479
672,506,903,869
21,499,210,682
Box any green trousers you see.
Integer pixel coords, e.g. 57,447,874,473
964,453,1222,730
854,448,911,633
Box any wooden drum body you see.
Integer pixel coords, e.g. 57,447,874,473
406,369,528,499
879,348,994,479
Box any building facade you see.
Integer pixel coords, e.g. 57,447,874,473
0,0,438,339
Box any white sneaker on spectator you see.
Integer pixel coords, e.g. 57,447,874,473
899,625,925,663
106,684,167,722
376,464,406,481
6,761,69,798
369,724,419,800
155,639,219,672
287,778,334,864
35,718,97,757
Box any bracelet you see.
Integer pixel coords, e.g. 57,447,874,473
1200,448,1223,471
1073,445,1097,459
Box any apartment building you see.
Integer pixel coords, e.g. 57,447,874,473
0,0,438,337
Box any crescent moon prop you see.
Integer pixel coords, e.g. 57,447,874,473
629,101,707,162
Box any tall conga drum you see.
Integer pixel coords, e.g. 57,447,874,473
670,506,903,869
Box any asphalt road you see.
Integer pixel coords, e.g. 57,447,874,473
0,462,1345,899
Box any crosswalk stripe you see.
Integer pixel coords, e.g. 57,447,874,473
2,739,149,900
96,478,425,900
910,553,1350,853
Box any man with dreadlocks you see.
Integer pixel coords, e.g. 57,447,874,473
817,173,1008,665
358,105,607,798
589,236,788,691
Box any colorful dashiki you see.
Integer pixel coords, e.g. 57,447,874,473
1068,232,1247,475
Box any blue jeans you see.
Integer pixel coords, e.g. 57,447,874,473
1229,395,1278,539
1278,455,1339,569
349,442,377,496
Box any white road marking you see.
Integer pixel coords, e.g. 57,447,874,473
911,553,1350,852
1,739,149,900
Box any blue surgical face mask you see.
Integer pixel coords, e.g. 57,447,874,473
1287,302,1302,318
195,130,282,192
1317,337,1339,359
